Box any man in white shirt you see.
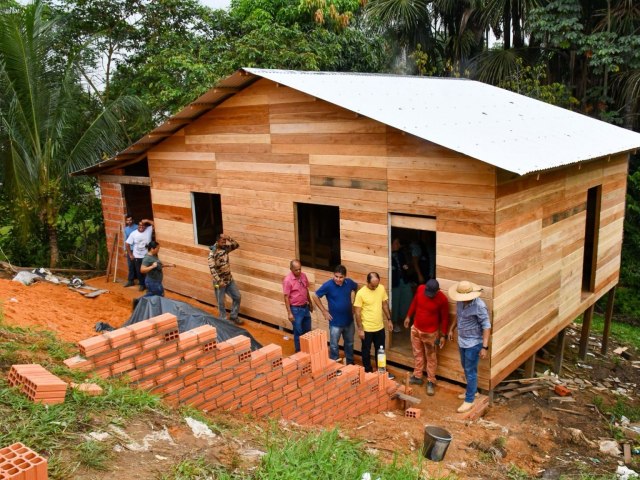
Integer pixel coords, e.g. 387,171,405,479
126,219,154,291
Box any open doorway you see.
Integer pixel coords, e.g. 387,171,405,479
389,215,436,356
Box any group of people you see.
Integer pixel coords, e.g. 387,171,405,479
122,216,490,413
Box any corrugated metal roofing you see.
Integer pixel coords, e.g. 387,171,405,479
245,68,640,175
77,68,640,176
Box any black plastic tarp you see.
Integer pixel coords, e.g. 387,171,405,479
125,296,262,351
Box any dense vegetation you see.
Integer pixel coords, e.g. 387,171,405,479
1,0,639,317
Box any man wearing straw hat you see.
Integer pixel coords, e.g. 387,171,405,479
447,280,491,413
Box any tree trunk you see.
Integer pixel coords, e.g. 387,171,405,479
503,1,511,50
512,1,523,48
48,222,59,268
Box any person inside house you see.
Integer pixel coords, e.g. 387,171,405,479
283,259,314,352
208,233,243,325
354,272,395,379
404,278,449,396
140,241,175,297
123,214,138,288
125,219,154,291
391,238,413,333
447,280,491,413
313,264,358,365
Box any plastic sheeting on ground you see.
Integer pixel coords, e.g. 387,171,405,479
125,296,262,351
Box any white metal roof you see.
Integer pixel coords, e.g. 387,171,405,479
246,68,640,175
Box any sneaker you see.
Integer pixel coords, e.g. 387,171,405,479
388,372,395,380
426,381,435,396
392,325,401,333
409,375,424,385
457,401,475,413
231,317,244,325
457,392,479,400
124,281,134,287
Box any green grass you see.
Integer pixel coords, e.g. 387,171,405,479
575,313,640,350
75,440,112,470
158,457,245,480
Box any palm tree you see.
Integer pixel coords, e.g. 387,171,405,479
0,0,142,267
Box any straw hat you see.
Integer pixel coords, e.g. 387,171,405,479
448,280,482,301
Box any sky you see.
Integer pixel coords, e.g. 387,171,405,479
201,0,231,10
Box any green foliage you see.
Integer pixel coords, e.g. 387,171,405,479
159,456,244,480
497,58,579,109
575,312,640,351
75,440,112,470
257,428,423,479
528,0,583,50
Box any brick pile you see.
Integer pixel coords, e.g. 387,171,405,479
7,365,67,405
64,313,405,424
0,443,48,480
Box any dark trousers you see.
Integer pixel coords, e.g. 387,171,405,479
134,258,145,286
127,255,138,283
362,328,385,373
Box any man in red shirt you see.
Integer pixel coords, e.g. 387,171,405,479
283,259,314,352
403,278,449,396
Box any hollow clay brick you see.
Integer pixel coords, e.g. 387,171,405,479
178,331,198,351
128,320,156,340
78,335,110,357
104,328,133,349
156,343,178,359
70,382,103,396
148,313,178,330
191,325,217,343
62,356,94,371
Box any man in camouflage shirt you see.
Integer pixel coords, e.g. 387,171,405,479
208,233,243,325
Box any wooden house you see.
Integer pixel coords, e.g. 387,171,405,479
79,69,640,391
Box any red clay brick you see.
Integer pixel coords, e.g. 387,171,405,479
178,331,199,351
215,369,234,384
184,370,203,386
226,335,251,352
148,313,178,330
203,384,223,401
163,354,182,370
141,336,163,351
156,343,178,359
70,382,103,396
110,358,135,375
191,325,217,343
142,363,163,378
177,361,196,377
221,378,241,392
78,335,110,357
118,343,143,359
93,351,120,368
128,320,157,340
63,356,94,371
155,370,178,386
104,328,133,348
183,347,204,362
201,363,222,378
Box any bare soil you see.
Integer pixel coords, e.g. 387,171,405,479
1,274,638,479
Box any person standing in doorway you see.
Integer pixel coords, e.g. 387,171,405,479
125,219,154,291
208,233,242,325
123,215,138,287
313,265,358,365
354,272,394,378
404,279,449,396
283,259,314,352
391,238,412,333
447,280,491,413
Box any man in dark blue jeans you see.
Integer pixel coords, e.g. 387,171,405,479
447,280,491,413
313,265,358,365
123,215,137,287
283,259,314,352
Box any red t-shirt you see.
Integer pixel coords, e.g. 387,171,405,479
406,286,449,334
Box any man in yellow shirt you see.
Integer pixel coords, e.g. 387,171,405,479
354,272,393,376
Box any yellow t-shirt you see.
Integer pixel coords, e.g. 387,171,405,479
354,285,388,332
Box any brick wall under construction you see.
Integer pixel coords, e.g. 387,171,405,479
65,314,404,424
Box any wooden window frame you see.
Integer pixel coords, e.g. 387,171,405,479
295,203,341,271
192,192,223,247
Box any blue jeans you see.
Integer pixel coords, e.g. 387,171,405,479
329,323,355,364
215,280,241,322
291,305,312,352
144,278,164,297
459,343,483,402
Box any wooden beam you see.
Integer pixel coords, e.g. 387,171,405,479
99,174,150,186
601,287,616,355
554,328,566,375
578,305,595,360
523,354,536,378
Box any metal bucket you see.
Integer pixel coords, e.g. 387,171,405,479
422,426,452,461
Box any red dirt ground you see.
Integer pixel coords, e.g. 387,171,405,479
0,274,633,479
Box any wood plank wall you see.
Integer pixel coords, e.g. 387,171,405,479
102,77,628,391
491,154,628,388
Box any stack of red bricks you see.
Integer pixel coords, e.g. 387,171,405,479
65,313,405,424
7,365,67,405
0,443,47,479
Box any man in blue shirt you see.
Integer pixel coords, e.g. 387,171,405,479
313,265,358,365
123,214,137,287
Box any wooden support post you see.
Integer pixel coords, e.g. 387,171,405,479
578,305,595,360
523,354,536,378
554,328,566,375
601,287,616,355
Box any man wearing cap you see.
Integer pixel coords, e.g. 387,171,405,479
447,280,491,413
403,279,449,396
